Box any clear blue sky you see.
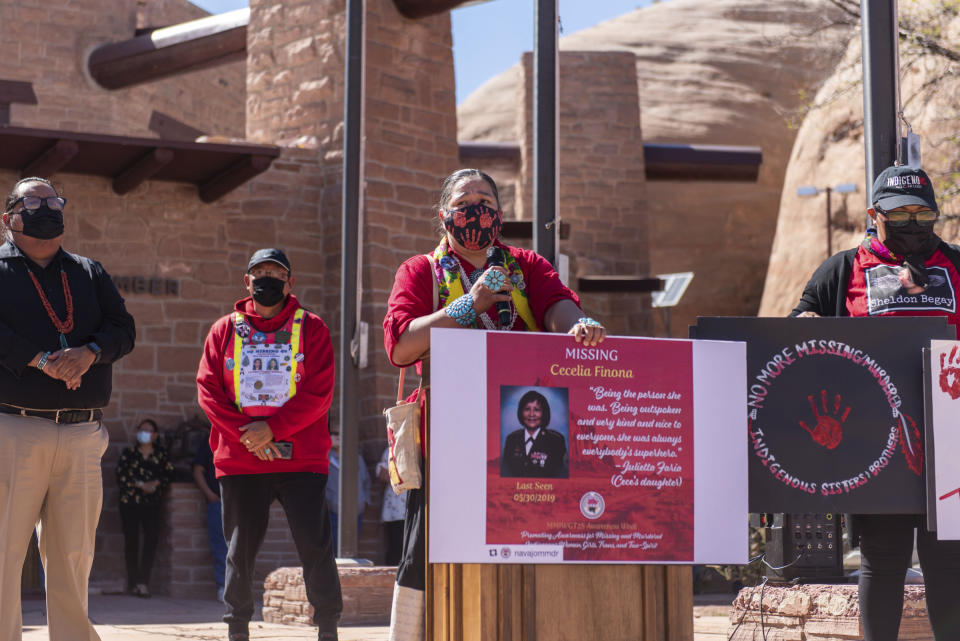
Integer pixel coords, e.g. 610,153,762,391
190,0,650,104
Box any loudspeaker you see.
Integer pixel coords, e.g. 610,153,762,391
759,513,844,582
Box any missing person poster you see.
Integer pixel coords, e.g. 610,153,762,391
429,329,747,564
694,316,953,514
925,341,960,539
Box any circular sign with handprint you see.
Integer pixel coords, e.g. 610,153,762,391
747,339,922,505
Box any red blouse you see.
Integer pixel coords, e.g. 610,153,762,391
383,241,580,367
383,242,580,453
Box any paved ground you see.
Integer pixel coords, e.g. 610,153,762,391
21,593,733,640
22,595,389,641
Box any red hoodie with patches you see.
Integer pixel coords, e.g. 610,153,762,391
197,294,334,477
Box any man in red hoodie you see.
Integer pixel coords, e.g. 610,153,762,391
197,248,341,641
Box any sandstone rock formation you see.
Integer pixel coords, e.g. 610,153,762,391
458,0,854,335
760,0,960,316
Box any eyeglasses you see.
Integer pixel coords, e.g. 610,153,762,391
248,268,289,280
8,196,67,213
875,205,938,227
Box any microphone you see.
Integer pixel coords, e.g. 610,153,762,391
486,246,513,328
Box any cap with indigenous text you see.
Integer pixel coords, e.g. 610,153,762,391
872,165,939,212
247,248,291,272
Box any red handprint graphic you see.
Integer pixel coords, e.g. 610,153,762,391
798,390,850,450
939,346,960,400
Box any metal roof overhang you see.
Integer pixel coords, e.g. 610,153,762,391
0,125,280,202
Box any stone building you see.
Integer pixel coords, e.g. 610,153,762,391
3,0,656,597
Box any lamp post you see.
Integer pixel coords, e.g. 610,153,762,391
797,183,858,258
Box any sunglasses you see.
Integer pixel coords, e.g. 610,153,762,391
8,196,67,213
248,268,289,280
875,205,938,227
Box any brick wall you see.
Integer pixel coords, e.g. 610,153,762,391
0,0,245,138
244,0,460,563
359,0,460,465
0,141,335,588
2,0,643,597
517,51,652,336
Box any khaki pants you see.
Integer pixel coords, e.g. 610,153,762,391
0,413,108,641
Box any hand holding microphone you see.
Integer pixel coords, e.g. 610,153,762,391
464,247,512,328
486,246,514,328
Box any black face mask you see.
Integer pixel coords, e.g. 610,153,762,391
251,277,286,307
442,203,503,251
17,205,64,239
883,221,939,258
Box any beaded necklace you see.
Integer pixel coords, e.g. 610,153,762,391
27,268,73,349
453,256,518,330
429,238,539,331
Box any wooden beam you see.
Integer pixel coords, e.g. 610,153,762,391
88,8,248,90
22,140,79,178
112,148,175,195
0,79,37,126
458,141,522,162
644,143,762,182
0,79,38,105
500,220,570,240
198,154,273,203
577,275,664,294
148,110,205,141
393,0,475,19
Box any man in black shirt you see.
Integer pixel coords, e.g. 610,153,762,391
0,177,135,641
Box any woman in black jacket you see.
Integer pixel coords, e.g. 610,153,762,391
115,418,173,598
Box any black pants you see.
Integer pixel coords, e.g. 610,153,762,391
220,472,342,629
118,502,162,590
857,514,960,641
384,520,405,566
396,479,426,590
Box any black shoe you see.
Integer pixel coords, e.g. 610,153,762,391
228,623,249,641
317,620,339,641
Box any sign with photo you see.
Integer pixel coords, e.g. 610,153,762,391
693,317,953,513
429,329,748,564
924,341,960,539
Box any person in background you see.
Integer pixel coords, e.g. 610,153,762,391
197,247,342,641
115,418,173,598
326,433,371,554
0,176,135,641
376,446,406,566
193,433,228,602
790,164,960,641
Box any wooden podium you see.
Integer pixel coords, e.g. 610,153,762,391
428,563,692,641
421,336,708,641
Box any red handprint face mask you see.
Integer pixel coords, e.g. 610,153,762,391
442,203,503,251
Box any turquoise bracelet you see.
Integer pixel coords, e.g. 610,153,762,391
445,294,477,327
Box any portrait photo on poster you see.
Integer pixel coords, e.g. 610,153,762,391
498,386,569,479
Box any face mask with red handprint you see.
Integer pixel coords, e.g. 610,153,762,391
442,203,503,251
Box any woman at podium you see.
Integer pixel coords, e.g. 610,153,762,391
383,168,606,639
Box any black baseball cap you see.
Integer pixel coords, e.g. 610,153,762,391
247,248,291,272
872,165,939,212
